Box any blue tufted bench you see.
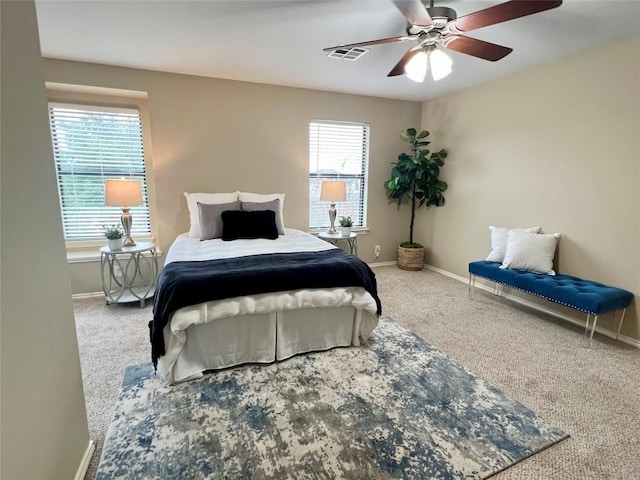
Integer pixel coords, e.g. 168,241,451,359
468,261,633,346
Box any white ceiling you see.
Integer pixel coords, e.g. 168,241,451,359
35,0,640,102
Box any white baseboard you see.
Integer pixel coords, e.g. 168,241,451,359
72,292,104,300
75,440,95,480
369,261,397,268
424,264,640,350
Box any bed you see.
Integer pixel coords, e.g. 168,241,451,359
149,192,381,384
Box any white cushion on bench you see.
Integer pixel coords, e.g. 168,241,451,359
501,231,562,275
486,225,540,263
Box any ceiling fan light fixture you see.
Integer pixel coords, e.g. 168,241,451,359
405,51,428,82
429,48,452,81
404,47,452,83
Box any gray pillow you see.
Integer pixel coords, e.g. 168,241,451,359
198,200,241,240
242,199,284,235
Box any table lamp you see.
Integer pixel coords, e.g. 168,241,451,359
320,180,346,234
105,178,143,246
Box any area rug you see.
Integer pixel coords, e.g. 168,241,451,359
95,317,568,479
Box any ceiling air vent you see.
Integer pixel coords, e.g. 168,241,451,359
326,47,369,61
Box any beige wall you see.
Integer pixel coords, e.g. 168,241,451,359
42,60,423,294
1,1,90,478
420,36,640,340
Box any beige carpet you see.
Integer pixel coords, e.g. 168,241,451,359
75,265,640,480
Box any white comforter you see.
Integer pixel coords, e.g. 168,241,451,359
164,227,335,265
158,229,380,382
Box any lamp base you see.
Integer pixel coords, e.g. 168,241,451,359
328,203,337,234
121,207,136,247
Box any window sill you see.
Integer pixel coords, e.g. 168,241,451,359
309,227,370,235
67,250,102,264
65,236,160,263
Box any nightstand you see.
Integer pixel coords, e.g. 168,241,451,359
100,242,158,307
318,231,358,256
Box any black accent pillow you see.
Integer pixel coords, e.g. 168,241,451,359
241,199,284,235
221,210,278,241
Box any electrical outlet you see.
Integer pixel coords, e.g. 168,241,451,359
374,245,381,257
113,265,123,278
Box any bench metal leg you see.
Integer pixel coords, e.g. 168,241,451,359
588,315,599,348
469,274,475,299
585,309,627,347
616,308,627,340
584,314,591,337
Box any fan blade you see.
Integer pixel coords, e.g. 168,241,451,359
391,0,432,26
443,36,513,62
323,35,414,52
451,0,562,33
387,46,421,77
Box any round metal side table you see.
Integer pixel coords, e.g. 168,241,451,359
100,242,158,308
318,231,358,256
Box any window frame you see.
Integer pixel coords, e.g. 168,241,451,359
46,86,157,258
308,119,370,232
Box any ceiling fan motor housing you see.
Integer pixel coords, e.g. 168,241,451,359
407,6,457,35
427,6,457,24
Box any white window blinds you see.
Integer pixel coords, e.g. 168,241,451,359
309,120,369,229
48,103,151,241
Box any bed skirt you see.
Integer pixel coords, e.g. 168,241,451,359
158,287,379,384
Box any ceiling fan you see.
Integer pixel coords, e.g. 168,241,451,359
323,0,563,82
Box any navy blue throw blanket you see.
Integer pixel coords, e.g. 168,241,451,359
150,249,382,366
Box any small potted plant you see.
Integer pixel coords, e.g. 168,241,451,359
339,216,353,237
103,224,124,250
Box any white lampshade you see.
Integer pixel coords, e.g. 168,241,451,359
105,179,142,207
429,48,453,81
405,47,452,83
320,181,347,202
405,51,428,82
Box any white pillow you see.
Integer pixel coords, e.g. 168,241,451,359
184,192,239,238
501,231,562,275
486,225,541,263
237,191,286,234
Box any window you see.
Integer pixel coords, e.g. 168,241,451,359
309,120,369,229
48,103,151,241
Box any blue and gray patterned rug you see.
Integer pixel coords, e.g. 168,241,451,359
96,317,568,479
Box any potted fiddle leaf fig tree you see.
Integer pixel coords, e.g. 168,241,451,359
384,128,448,270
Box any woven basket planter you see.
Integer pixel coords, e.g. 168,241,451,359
397,245,425,271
